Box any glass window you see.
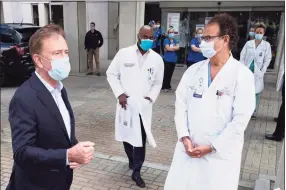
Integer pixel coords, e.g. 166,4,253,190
0,33,14,43
15,27,40,43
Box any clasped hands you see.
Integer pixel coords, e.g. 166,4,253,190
182,137,212,158
67,141,95,169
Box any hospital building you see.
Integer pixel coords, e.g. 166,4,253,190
1,1,285,75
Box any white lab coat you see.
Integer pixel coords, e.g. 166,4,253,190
164,56,255,190
240,39,272,93
106,44,164,148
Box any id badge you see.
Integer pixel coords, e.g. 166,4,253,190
193,93,202,98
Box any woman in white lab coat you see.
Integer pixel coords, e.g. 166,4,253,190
240,24,272,120
164,13,256,190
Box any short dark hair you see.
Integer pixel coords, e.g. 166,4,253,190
208,13,238,50
255,24,266,32
90,22,95,26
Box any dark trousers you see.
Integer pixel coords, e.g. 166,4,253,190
162,61,176,89
273,82,285,138
187,61,196,68
152,46,161,55
123,115,146,177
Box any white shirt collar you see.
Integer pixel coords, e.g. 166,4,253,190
133,44,151,55
35,71,63,92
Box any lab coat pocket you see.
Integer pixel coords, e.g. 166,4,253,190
216,94,233,120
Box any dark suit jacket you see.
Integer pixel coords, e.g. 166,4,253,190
6,73,78,190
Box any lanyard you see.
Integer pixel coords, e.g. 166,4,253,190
208,62,212,87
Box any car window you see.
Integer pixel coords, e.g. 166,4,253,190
15,27,40,43
0,28,15,44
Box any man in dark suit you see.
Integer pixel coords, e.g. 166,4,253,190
7,24,95,190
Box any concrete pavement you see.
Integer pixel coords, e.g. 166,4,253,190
0,65,283,189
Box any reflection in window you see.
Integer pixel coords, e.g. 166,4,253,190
0,34,14,43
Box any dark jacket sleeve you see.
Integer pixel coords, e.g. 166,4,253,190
98,32,104,48
84,32,88,50
9,95,67,168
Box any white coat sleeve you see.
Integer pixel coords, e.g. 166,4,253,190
239,43,247,65
211,69,255,153
106,51,125,98
261,43,272,74
147,57,164,102
174,71,190,140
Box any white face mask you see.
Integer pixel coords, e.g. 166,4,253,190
199,39,224,59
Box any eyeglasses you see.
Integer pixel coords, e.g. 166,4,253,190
201,35,224,42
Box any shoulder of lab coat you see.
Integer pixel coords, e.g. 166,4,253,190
146,50,164,102
212,59,255,153
174,60,208,140
106,47,131,98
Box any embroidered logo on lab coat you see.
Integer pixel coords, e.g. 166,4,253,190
259,52,263,57
219,86,231,96
124,63,135,67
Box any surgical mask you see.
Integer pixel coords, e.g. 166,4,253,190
41,56,71,81
140,39,153,51
168,33,175,38
196,34,202,38
255,34,264,40
199,40,223,59
249,32,255,37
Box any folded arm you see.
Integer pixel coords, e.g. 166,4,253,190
9,96,67,168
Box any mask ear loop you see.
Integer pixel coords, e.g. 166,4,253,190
36,54,51,72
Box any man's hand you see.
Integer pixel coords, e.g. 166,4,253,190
144,97,153,103
118,94,128,109
70,162,80,169
67,141,95,164
191,145,212,158
182,137,201,157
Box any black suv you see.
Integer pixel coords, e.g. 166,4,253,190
0,23,40,86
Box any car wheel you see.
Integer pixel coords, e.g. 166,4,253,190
0,64,6,87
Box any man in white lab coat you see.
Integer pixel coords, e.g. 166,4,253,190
106,25,164,188
240,24,272,120
164,13,256,190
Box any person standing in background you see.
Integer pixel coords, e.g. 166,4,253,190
186,28,206,68
178,17,189,64
84,22,104,76
151,21,164,55
162,28,180,92
240,24,272,120
248,26,255,41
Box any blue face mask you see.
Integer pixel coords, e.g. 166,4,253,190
42,56,71,81
249,32,255,37
168,33,175,38
255,34,264,40
196,34,203,38
140,39,153,51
